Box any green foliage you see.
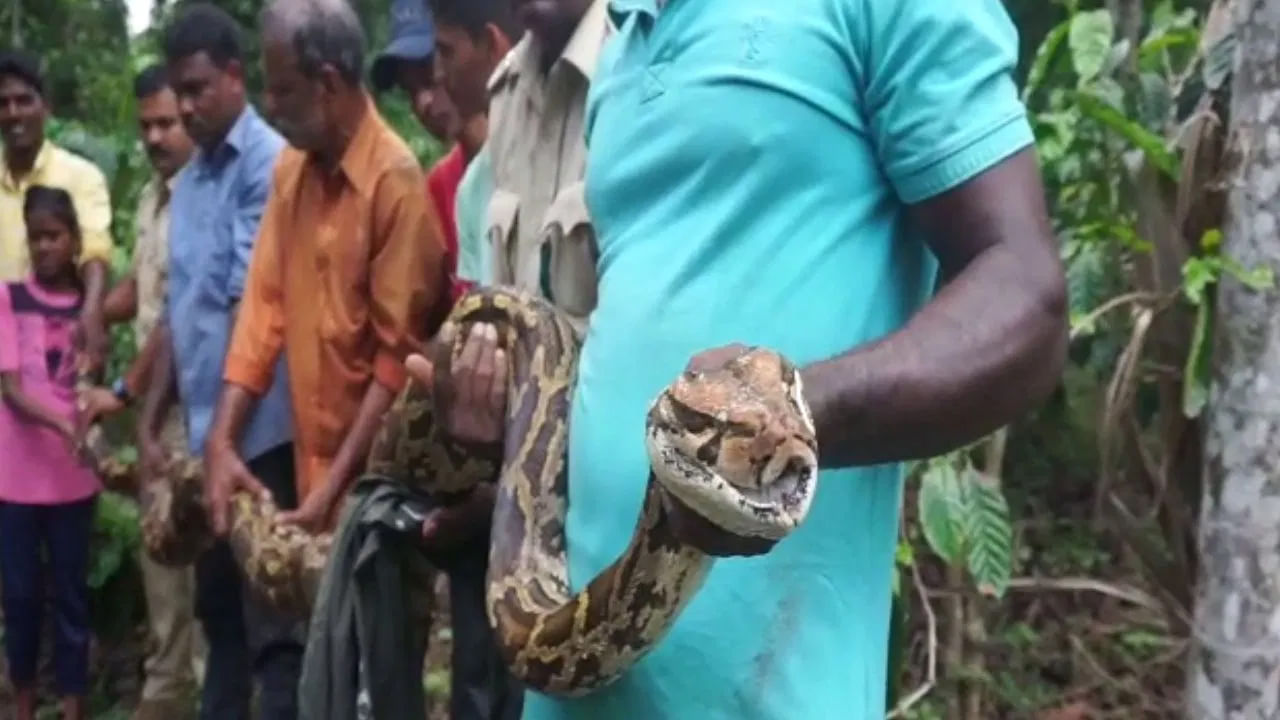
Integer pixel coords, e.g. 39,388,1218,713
88,492,145,644
1068,9,1114,83
916,452,1014,599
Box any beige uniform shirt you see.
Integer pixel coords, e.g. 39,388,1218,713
484,0,610,331
133,175,186,449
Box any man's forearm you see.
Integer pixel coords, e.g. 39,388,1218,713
318,381,397,501
80,259,108,321
101,274,137,326
138,323,177,439
123,323,165,398
802,149,1068,469
205,383,258,455
804,246,1066,468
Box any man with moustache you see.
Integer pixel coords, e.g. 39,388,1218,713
137,4,297,718
79,65,201,720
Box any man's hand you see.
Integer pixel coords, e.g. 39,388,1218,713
407,322,508,445
421,483,496,553
138,433,169,486
660,343,779,558
279,487,337,533
78,386,123,431
403,322,508,553
203,440,270,537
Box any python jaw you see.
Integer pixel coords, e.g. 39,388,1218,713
646,347,820,542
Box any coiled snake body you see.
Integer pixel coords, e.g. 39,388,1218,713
97,287,820,696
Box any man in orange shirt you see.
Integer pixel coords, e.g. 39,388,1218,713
202,0,446,540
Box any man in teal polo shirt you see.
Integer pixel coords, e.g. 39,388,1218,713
422,0,1067,717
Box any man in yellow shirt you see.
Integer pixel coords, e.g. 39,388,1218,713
0,50,113,370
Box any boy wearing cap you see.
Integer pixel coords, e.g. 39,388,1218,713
371,0,471,302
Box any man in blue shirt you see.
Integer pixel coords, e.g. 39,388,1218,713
137,4,300,719
425,0,1068,718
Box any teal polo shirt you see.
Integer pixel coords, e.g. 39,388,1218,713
524,0,1034,718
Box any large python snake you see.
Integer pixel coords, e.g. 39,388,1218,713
85,286,820,696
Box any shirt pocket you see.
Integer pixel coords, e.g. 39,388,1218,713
540,183,598,321
486,189,520,286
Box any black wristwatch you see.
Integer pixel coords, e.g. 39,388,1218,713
111,377,132,405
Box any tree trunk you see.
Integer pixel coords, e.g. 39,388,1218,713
1187,1,1280,716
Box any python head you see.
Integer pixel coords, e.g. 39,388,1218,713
646,346,820,543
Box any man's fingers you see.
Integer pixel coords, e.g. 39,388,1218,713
420,507,444,540
234,465,270,500
455,324,487,408
405,353,434,389
472,325,498,404
489,348,508,421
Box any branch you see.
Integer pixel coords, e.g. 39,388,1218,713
887,562,939,719
1070,290,1178,341
1006,576,1166,615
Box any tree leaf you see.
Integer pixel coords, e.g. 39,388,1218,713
1073,90,1179,178
1069,9,1115,83
963,471,1014,599
1024,21,1070,103
1182,256,1218,306
918,460,966,566
1182,294,1214,419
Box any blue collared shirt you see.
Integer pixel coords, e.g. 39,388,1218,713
166,105,293,461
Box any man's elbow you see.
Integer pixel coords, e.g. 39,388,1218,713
1020,254,1069,407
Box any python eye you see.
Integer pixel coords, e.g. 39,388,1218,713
667,398,715,433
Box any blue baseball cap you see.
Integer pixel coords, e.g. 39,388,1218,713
371,0,436,91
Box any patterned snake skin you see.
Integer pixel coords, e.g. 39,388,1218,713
85,286,820,696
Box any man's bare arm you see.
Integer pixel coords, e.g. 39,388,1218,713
802,148,1068,468
137,322,177,441
101,271,138,326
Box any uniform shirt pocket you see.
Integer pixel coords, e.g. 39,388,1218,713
540,182,598,321
486,189,521,286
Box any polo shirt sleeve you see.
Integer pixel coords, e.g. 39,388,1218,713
454,146,492,285
73,161,113,267
0,285,16,372
227,146,280,300
368,161,445,392
853,0,1035,204
223,167,287,395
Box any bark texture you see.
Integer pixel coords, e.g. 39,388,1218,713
1188,1,1280,717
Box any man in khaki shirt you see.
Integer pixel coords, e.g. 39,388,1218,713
479,0,608,329
400,2,610,719
80,66,201,720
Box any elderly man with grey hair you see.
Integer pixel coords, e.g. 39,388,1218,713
204,0,447,578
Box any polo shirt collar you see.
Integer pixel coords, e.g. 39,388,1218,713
609,0,659,20
0,139,52,191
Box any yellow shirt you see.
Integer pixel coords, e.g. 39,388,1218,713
0,141,113,281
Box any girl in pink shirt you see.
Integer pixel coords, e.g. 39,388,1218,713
0,185,100,720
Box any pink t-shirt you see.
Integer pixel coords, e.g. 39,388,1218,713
0,277,100,504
